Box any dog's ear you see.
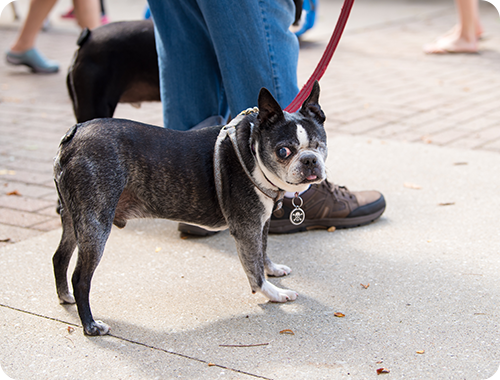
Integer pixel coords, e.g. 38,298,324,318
258,88,284,126
299,81,325,124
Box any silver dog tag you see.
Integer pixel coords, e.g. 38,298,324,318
290,194,305,225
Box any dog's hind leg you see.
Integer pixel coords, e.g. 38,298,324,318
53,212,77,304
72,222,113,336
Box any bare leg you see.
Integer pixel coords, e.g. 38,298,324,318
73,0,101,29
10,0,58,52
423,0,481,54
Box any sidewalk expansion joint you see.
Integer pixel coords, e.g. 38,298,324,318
0,302,274,380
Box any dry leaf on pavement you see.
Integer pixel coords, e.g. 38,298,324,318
377,368,390,375
404,182,421,190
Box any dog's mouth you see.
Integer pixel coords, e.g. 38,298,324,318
301,175,321,184
289,174,323,186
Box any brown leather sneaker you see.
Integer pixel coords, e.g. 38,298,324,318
269,180,386,234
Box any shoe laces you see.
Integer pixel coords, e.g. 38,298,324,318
322,180,354,201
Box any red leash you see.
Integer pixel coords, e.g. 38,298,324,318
285,0,355,113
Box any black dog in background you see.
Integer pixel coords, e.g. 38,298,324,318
67,20,160,123
67,1,304,123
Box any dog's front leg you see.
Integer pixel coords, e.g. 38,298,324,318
232,225,297,303
261,219,292,277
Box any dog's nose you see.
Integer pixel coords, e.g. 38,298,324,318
301,154,318,168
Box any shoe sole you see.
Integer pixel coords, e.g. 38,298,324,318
178,223,218,237
268,206,386,234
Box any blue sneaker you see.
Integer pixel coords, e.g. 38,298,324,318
6,48,59,74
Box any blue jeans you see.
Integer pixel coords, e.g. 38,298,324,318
147,0,299,130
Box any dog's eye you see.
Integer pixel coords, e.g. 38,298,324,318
277,147,291,159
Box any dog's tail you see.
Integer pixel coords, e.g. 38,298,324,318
77,28,91,47
54,123,80,215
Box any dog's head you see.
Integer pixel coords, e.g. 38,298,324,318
252,81,327,193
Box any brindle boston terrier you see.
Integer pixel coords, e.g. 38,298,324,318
53,82,327,336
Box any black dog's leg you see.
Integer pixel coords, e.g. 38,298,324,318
231,224,297,303
53,211,77,304
71,215,114,336
72,237,110,336
261,218,292,277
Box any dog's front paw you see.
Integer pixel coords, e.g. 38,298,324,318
265,263,292,277
84,320,110,336
259,280,298,303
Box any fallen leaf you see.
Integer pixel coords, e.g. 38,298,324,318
416,350,425,354
377,368,390,375
438,202,455,206
6,190,21,196
404,182,421,190
279,329,295,335
360,283,370,289
327,226,336,232
334,312,345,318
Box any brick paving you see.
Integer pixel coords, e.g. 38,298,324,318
0,0,499,247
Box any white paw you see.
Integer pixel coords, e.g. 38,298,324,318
58,293,75,304
259,280,298,303
265,263,292,277
84,320,110,336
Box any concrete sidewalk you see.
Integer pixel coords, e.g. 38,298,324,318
1,0,500,379
1,135,499,379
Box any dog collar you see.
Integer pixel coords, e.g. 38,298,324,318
214,109,285,214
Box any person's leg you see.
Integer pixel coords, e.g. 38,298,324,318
6,0,60,73
147,0,299,130
149,0,385,235
455,0,480,43
73,0,101,29
424,0,480,54
197,0,299,115
10,0,58,53
148,0,228,130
